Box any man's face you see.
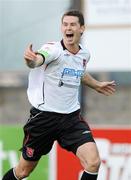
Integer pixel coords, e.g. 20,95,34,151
61,16,85,45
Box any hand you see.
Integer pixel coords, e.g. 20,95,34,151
24,44,44,68
95,80,116,96
24,44,37,61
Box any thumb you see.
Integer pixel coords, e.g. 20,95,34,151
29,43,33,51
109,80,116,86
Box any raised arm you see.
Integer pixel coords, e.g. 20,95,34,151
24,44,44,68
81,72,116,96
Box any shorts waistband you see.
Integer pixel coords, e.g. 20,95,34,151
30,107,80,116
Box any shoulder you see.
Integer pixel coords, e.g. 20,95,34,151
40,41,61,49
79,43,90,54
39,41,62,54
38,41,59,51
79,44,91,61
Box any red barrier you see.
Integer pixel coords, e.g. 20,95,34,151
56,128,131,180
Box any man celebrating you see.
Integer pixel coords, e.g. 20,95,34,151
3,10,116,180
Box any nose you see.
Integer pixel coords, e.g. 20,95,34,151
66,24,72,30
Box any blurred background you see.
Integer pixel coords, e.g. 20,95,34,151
0,0,131,180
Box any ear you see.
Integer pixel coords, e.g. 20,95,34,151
80,25,85,34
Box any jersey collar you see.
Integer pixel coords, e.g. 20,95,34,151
60,40,81,53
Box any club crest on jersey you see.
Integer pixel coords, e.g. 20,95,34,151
26,147,34,158
83,59,86,68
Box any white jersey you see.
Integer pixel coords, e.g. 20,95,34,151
27,41,90,113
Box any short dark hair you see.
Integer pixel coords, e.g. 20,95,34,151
62,10,85,26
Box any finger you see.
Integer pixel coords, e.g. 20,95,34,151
24,44,37,59
97,88,109,96
104,90,114,96
24,54,37,61
108,81,116,86
99,89,110,96
28,44,35,55
103,87,115,95
106,86,116,92
24,50,37,59
24,54,33,61
25,51,37,58
25,44,34,55
98,87,115,96
29,44,33,51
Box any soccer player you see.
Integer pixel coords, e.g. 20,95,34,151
3,10,116,180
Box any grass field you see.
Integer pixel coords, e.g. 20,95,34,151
0,126,49,180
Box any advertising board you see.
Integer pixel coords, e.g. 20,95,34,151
55,128,131,180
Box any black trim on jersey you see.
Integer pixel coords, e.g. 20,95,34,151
60,39,81,51
42,82,45,103
38,82,45,107
36,53,45,66
61,40,67,50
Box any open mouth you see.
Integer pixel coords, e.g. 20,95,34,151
66,33,74,38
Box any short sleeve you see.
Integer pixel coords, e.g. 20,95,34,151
86,51,91,63
84,52,91,71
81,51,91,77
37,43,61,65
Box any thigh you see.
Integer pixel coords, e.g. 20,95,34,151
21,107,57,160
57,111,95,154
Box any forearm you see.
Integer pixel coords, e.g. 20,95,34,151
81,72,100,90
81,72,116,96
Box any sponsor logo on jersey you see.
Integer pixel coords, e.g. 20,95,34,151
62,68,84,78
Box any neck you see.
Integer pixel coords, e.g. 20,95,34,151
62,40,80,54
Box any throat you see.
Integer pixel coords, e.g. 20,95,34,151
65,44,80,54
61,40,81,54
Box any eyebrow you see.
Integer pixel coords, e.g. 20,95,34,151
62,21,78,25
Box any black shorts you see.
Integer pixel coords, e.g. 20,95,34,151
21,107,95,161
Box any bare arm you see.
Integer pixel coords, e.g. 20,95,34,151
81,72,116,96
24,44,44,68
